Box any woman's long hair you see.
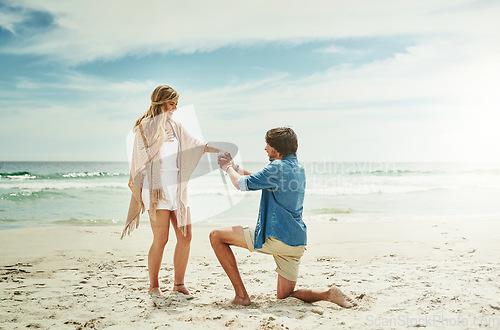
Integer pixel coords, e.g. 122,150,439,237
134,85,179,142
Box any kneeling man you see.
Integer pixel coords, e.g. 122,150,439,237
210,127,357,307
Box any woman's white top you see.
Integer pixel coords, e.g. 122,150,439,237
141,137,181,211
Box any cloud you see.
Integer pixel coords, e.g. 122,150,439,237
2,0,499,64
182,35,500,162
3,33,491,161
185,36,500,115
2,0,500,161
0,8,24,34
0,1,54,36
9,71,155,109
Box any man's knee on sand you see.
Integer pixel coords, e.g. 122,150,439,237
277,290,294,300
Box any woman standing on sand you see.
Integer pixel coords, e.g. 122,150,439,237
121,85,220,297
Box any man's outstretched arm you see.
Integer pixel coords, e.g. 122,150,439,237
226,166,243,190
219,152,281,192
218,153,251,190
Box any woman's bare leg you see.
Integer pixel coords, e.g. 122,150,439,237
148,210,171,296
170,208,192,294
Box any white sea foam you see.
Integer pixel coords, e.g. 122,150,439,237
2,161,500,228
0,181,128,190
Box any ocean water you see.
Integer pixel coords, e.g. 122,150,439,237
1,161,500,230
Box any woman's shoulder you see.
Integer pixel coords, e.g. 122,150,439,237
168,120,187,135
169,119,182,128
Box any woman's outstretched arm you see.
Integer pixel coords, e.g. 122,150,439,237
204,145,221,153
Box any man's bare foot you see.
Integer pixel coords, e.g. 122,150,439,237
149,286,163,297
327,286,357,308
232,295,251,306
173,284,190,295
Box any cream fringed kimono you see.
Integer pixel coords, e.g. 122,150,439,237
121,116,206,239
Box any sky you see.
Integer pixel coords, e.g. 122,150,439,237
0,0,499,162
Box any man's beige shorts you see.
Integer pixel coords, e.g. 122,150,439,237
243,227,305,282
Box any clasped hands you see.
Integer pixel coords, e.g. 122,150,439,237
217,152,234,172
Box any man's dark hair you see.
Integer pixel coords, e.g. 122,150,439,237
265,127,298,157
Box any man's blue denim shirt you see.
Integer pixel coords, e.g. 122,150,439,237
238,154,307,249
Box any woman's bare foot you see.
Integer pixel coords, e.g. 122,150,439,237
232,295,251,306
173,284,190,295
149,286,163,297
327,286,357,308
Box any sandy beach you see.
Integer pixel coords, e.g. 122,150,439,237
1,219,499,329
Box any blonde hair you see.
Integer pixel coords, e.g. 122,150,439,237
134,85,179,140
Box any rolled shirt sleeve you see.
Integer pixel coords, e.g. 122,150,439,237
239,163,281,191
238,175,249,191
